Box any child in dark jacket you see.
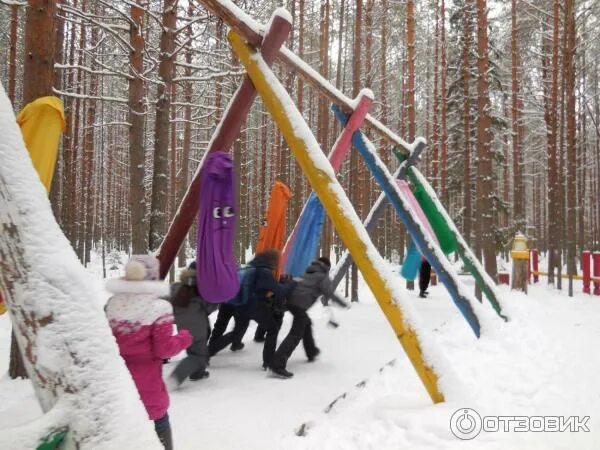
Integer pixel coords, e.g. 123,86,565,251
269,257,348,378
168,263,217,388
208,249,296,369
106,255,192,449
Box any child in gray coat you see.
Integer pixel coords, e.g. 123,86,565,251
168,263,217,388
269,257,348,378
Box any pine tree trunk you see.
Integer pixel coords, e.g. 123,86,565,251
361,0,372,222
475,0,497,279
60,0,79,244
564,0,577,286
335,0,345,91
349,0,363,301
149,0,178,251
380,0,390,254
73,13,88,260
462,0,473,245
49,0,66,221
22,0,56,104
406,0,416,142
82,65,99,266
502,99,510,230
178,2,194,268
293,0,306,226
431,0,440,190
577,26,586,252
547,0,561,285
405,0,416,291
128,0,148,253
510,0,524,227
440,0,448,205
319,0,332,259
595,66,600,250
169,83,177,228
558,17,567,289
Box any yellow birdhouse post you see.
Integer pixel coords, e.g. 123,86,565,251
511,232,529,293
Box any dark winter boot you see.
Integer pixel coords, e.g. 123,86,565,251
189,369,210,381
270,367,294,378
419,291,427,298
307,348,321,362
230,342,245,352
254,326,267,342
157,427,173,450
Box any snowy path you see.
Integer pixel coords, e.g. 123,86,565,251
2,275,600,449
168,289,405,450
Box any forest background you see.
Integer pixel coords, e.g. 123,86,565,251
0,0,598,296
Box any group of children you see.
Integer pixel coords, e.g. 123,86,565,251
105,249,348,449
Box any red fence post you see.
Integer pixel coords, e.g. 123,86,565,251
497,272,509,285
531,249,539,283
582,251,591,294
594,252,600,296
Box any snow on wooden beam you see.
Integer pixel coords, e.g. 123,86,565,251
196,0,414,154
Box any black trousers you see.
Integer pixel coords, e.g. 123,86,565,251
209,302,283,367
254,324,267,341
419,260,431,293
209,303,246,349
270,305,318,370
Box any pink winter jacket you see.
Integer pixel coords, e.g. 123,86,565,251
106,278,192,420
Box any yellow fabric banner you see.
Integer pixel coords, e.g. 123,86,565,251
16,96,66,191
0,96,65,315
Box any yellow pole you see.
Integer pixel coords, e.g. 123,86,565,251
228,31,444,403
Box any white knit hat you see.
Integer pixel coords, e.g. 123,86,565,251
124,260,146,281
124,255,160,281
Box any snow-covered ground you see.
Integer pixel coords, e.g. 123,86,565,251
1,266,599,449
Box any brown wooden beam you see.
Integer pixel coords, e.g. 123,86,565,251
156,13,292,278
197,0,412,154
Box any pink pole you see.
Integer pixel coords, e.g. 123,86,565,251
593,252,600,296
280,92,373,270
582,251,591,294
328,91,373,171
531,249,539,283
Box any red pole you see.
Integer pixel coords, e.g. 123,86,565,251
582,251,591,294
156,15,292,279
593,252,600,296
531,249,539,283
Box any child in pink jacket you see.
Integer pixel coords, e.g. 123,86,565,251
106,255,192,449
